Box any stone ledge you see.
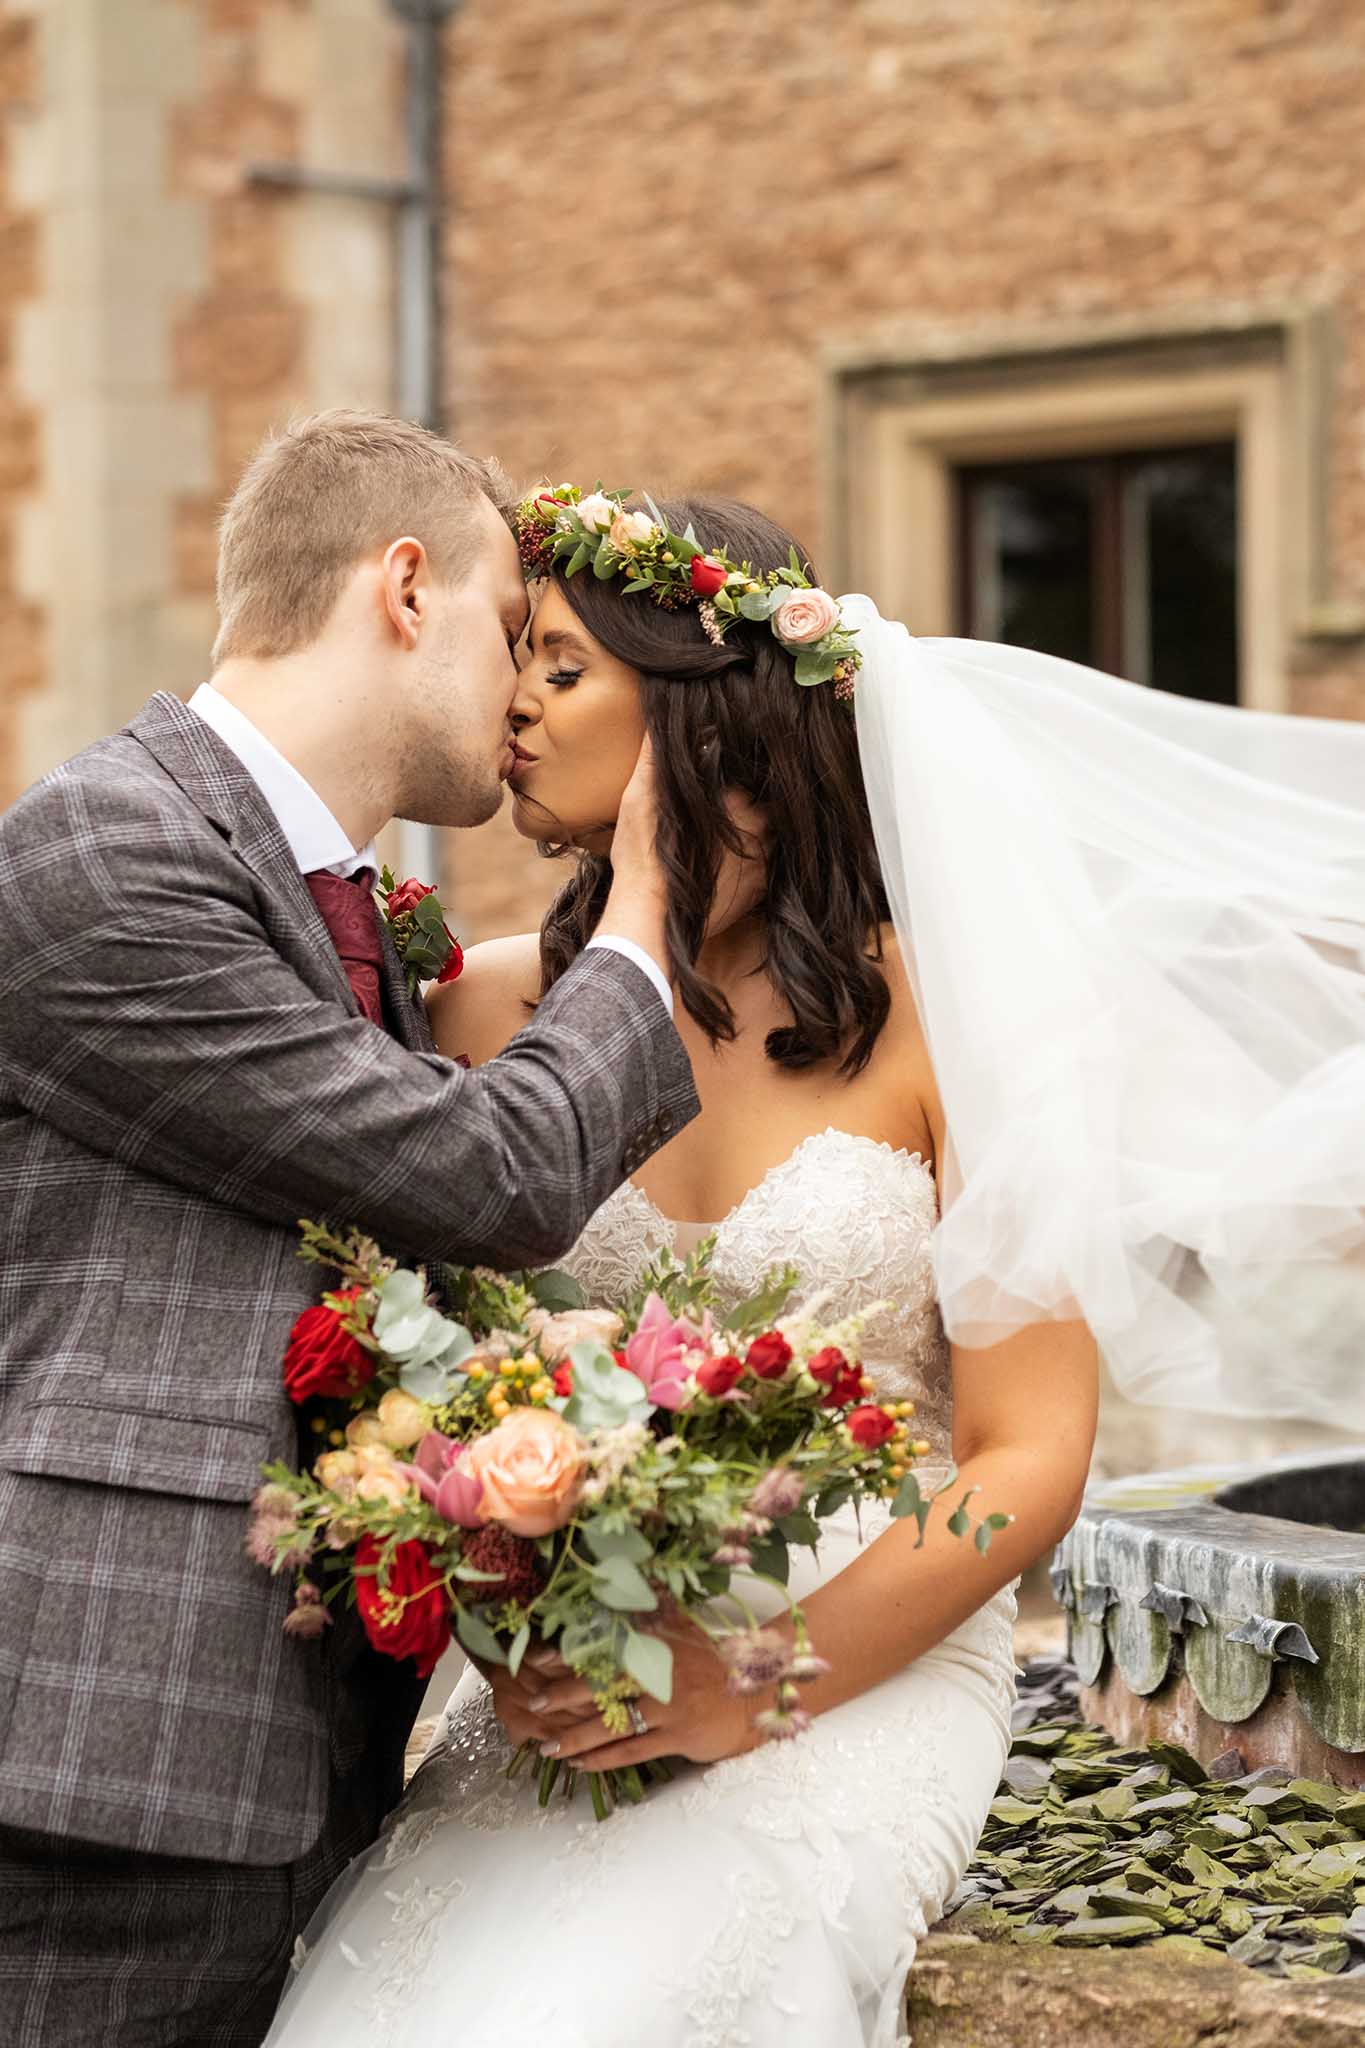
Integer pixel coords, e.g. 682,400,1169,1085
907,1933,1365,2047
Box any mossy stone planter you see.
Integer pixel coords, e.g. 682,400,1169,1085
1051,1447,1365,1782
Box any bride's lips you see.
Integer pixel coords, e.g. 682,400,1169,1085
508,742,538,783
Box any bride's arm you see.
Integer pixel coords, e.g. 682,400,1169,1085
425,932,543,1066
508,1315,1097,1770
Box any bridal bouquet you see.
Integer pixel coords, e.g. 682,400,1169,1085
250,1222,1008,1815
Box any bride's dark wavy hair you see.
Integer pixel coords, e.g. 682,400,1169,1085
534,495,892,1076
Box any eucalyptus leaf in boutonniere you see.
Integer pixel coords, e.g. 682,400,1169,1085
379,866,464,998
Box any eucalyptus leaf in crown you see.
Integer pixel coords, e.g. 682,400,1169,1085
514,482,863,702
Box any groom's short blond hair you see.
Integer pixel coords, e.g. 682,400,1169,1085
212,409,514,665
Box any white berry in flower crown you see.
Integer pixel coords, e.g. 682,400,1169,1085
513,483,863,701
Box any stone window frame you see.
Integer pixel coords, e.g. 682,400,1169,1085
824,306,1337,713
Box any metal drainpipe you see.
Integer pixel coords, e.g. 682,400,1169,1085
389,0,464,893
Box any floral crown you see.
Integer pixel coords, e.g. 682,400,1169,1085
513,483,862,700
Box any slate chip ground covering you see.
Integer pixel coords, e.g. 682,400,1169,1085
940,1655,1365,1980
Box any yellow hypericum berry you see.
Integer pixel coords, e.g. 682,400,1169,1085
516,1355,539,1375
889,1462,907,1481
327,1429,345,1447
310,1416,327,1434
529,1378,553,1403
891,1421,908,1439
859,1377,875,1395
912,1439,932,1456
897,1400,916,1418
499,1360,518,1378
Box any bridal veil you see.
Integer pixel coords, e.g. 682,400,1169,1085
849,597,1365,1428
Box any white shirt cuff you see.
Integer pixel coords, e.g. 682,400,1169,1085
586,935,673,1018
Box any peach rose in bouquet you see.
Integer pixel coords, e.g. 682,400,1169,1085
462,1407,585,1538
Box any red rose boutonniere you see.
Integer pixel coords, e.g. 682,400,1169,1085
379,866,464,998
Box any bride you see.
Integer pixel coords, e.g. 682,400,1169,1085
267,490,1365,2047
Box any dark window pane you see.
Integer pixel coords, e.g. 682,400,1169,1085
962,463,1095,669
1133,447,1238,706
957,442,1240,704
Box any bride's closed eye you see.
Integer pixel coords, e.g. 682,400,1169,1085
546,666,583,690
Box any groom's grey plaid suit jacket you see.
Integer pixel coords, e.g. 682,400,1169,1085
0,692,697,1866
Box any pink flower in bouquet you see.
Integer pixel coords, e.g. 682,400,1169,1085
525,1305,624,1364
719,1626,792,1694
401,1430,488,1528
461,1408,585,1538
624,1293,701,1411
282,1580,331,1640
747,1466,805,1520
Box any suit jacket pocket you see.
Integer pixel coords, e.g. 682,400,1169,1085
0,1400,269,1502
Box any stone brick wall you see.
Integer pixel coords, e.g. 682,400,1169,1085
0,7,43,801
170,0,312,603
442,0,1365,937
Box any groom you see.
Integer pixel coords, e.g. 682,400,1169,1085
0,410,698,2045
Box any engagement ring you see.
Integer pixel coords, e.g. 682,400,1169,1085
626,1700,649,1738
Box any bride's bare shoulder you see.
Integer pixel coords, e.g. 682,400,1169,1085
426,931,542,1066
872,920,944,1126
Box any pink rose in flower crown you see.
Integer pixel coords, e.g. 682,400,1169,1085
624,1293,703,1411
461,1408,584,1538
609,509,657,553
400,1430,488,1528
772,587,840,646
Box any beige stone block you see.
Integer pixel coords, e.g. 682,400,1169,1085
174,290,305,395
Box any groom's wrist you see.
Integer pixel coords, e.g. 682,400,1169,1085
588,932,673,1018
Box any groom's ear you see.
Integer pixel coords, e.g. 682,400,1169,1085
379,535,430,649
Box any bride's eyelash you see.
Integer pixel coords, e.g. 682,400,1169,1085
546,666,583,689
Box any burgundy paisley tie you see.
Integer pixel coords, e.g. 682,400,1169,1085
305,868,385,1029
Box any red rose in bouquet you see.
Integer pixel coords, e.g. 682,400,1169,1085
355,1536,451,1678
807,1345,864,1408
283,1288,373,1403
697,1353,745,1397
846,1403,896,1449
745,1331,792,1380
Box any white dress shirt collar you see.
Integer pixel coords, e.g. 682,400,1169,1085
187,682,378,878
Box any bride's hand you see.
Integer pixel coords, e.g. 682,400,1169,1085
501,1620,765,1772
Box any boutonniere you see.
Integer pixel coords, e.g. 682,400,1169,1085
378,867,464,998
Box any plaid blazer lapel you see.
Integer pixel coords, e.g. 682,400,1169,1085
127,692,360,1017
377,914,437,1052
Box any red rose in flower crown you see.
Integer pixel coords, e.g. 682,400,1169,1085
355,1535,451,1678
846,1403,896,1450
689,554,728,598
283,1288,374,1403
808,1345,865,1408
379,866,464,996
745,1331,793,1380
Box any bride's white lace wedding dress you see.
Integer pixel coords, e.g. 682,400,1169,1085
266,1129,1018,2048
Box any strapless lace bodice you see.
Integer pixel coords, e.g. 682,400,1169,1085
561,1127,954,1460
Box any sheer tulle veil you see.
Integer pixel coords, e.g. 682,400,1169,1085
847,596,1365,1428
